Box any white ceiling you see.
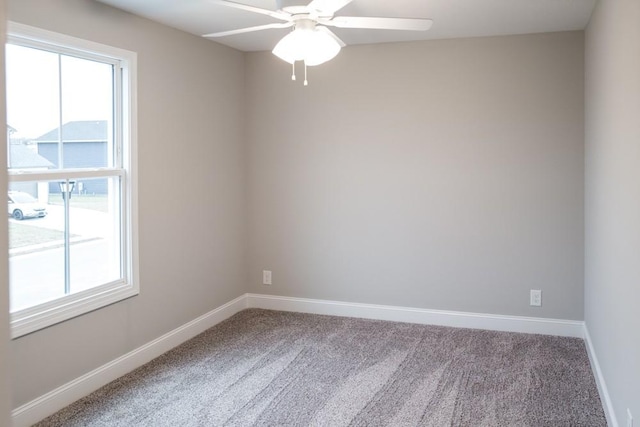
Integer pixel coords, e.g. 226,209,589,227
96,0,597,52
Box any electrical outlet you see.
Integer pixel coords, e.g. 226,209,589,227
627,408,633,427
262,270,272,286
530,290,542,307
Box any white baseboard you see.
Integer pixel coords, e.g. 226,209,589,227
246,293,585,338
12,292,588,426
583,325,618,427
11,294,247,427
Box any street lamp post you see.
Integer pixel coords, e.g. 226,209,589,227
59,181,76,294
59,181,76,201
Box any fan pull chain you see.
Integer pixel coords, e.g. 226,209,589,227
291,61,296,81
304,62,308,86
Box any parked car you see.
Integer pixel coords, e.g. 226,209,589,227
7,191,47,220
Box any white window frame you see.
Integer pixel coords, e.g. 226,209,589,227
7,22,139,338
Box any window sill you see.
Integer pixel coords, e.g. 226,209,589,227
10,282,138,339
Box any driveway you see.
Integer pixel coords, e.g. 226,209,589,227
10,239,118,311
9,205,117,311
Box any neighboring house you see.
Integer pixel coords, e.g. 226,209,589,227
9,143,53,171
7,126,54,202
34,120,109,194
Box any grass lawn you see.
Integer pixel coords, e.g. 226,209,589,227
9,222,66,249
48,194,109,212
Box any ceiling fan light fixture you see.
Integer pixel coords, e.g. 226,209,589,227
206,1,433,85
272,25,341,66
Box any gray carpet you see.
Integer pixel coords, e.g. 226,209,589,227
36,309,607,426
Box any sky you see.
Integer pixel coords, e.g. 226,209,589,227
6,43,113,140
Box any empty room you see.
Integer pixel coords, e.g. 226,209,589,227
0,0,638,425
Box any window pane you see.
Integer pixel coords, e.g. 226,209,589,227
8,182,64,311
61,55,114,168
6,45,115,171
8,177,123,311
69,177,122,292
6,44,60,171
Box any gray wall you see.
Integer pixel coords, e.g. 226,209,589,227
8,0,246,406
245,32,585,320
1,0,13,423
3,1,608,419
585,0,640,423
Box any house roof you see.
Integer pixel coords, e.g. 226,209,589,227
35,120,108,143
9,144,54,169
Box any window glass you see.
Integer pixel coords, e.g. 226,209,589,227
8,182,65,311
68,177,122,292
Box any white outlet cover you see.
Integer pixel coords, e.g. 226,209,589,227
530,290,542,307
262,270,272,286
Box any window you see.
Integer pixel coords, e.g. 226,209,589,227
6,23,138,338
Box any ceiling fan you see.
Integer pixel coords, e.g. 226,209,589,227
203,0,433,85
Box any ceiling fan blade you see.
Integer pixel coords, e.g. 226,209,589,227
208,0,291,21
308,0,354,15
325,16,433,31
316,26,346,47
203,22,293,38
